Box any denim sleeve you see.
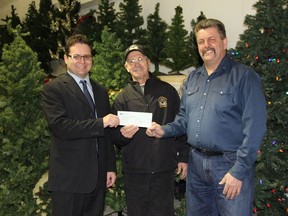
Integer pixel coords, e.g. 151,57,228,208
229,69,267,180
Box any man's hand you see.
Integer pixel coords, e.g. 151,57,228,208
103,114,119,128
219,172,243,199
146,122,165,138
106,172,116,188
120,125,139,138
176,162,188,180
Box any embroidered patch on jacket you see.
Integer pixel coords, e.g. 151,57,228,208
158,96,168,108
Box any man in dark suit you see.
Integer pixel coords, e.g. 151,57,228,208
42,34,120,216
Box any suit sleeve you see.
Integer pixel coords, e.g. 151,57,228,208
105,127,117,172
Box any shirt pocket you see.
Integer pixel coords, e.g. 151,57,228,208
210,86,236,111
185,86,199,113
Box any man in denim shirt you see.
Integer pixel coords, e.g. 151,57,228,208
147,19,267,216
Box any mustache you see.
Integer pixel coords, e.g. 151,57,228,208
202,48,216,55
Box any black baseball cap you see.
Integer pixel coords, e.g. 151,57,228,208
125,44,149,61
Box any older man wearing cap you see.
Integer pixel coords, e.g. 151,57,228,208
112,44,189,216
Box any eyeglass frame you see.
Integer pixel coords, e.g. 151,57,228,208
126,56,148,65
66,54,93,62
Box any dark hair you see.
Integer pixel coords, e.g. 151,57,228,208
64,34,92,55
194,19,226,40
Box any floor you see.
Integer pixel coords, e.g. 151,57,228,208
103,199,181,216
103,206,127,216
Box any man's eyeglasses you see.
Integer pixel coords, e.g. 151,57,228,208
67,54,92,62
126,57,147,65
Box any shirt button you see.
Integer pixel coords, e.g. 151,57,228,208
204,93,207,96
197,120,200,123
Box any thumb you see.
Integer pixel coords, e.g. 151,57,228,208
219,176,226,185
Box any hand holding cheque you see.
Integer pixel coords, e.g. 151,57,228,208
117,111,152,139
118,111,152,128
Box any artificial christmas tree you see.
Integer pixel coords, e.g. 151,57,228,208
230,0,288,214
90,26,128,216
144,3,168,74
23,0,58,73
50,0,80,59
91,26,129,98
0,22,49,215
188,11,206,68
0,6,22,61
116,0,146,48
75,11,98,44
95,0,118,43
163,6,191,74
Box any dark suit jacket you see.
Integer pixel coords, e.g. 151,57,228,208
42,73,116,193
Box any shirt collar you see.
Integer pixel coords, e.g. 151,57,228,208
67,71,91,86
197,54,230,77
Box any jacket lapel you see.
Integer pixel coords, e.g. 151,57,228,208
63,74,92,110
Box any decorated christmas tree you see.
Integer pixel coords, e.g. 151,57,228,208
49,0,80,59
0,22,49,215
75,10,98,44
230,0,288,214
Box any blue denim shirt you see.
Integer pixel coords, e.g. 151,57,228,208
163,54,267,180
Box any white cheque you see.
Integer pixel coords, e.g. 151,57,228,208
117,111,153,128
